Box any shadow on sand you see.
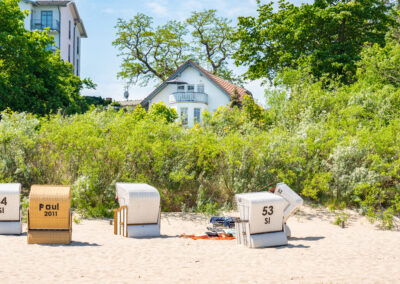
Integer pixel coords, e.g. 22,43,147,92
260,236,325,249
289,236,325,241
253,243,311,250
37,241,101,247
124,234,178,240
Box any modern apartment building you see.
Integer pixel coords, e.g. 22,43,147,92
19,0,87,76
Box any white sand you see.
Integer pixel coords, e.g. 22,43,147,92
0,205,399,283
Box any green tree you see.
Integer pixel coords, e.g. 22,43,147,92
113,10,239,86
113,14,191,86
357,34,400,87
0,0,94,115
187,10,240,83
234,0,397,84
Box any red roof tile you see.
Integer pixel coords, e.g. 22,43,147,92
190,61,250,101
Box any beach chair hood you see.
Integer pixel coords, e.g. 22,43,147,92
116,183,160,225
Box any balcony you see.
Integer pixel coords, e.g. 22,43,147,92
31,19,60,32
169,92,208,104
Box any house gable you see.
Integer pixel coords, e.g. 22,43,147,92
141,60,245,108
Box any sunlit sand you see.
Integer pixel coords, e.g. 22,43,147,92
1,205,399,283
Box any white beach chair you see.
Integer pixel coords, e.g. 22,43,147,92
235,183,303,248
235,191,287,248
114,183,161,238
0,183,22,235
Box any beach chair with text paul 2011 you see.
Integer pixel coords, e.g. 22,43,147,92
27,185,72,244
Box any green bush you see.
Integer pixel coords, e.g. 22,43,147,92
1,37,400,227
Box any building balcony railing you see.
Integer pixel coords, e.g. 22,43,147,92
169,92,208,104
31,19,60,32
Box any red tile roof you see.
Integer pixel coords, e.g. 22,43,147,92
189,61,250,101
141,60,251,106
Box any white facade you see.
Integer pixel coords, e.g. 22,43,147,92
18,1,32,30
18,0,87,76
145,64,232,127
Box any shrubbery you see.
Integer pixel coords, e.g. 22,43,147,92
1,35,400,229
0,81,399,227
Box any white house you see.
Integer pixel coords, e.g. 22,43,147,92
18,0,87,76
141,60,252,127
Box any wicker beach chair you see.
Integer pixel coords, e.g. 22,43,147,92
27,185,72,244
235,183,303,248
235,192,288,248
114,183,161,238
0,183,22,235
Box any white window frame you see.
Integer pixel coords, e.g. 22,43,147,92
180,107,188,125
194,108,201,123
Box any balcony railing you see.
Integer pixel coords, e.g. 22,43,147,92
31,19,60,32
169,92,208,104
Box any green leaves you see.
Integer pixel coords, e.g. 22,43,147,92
234,0,397,84
0,0,94,115
113,10,240,86
113,14,191,86
187,10,241,84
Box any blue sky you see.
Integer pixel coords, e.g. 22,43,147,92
76,0,310,104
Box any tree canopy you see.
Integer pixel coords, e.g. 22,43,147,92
113,10,240,87
234,0,397,84
0,0,94,116
113,14,190,86
187,10,238,82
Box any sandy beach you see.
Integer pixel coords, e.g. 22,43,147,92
0,205,399,283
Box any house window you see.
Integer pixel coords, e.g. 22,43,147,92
187,85,194,92
76,59,79,76
197,84,204,93
194,108,201,123
69,20,71,39
180,107,188,125
68,44,71,62
41,11,53,29
177,85,185,92
77,37,80,54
